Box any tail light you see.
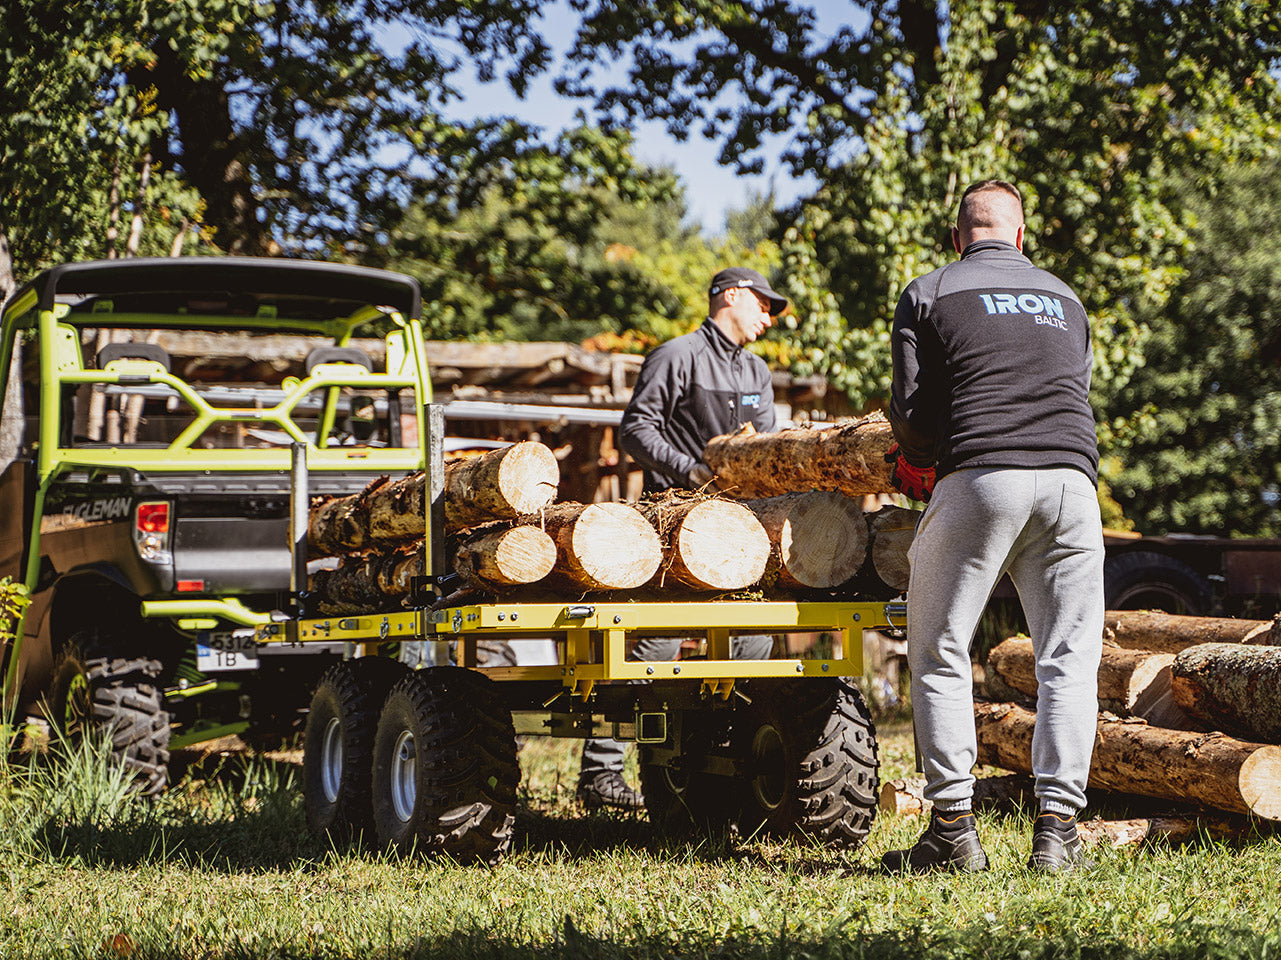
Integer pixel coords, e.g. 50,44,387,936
134,500,172,563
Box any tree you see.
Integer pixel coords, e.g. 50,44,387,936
1107,158,1281,536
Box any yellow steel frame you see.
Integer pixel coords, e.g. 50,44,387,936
255,600,902,698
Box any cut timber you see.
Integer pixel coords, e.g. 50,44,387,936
454,525,557,588
865,505,920,595
742,491,867,589
1077,816,1244,849
642,498,771,591
1171,643,1281,743
702,412,895,500
987,637,1180,719
878,774,1035,818
1103,610,1273,653
307,441,559,555
974,701,1281,820
540,502,663,590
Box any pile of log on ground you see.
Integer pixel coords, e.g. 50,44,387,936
305,420,913,612
883,609,1281,849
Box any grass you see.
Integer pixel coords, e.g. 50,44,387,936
3,721,1281,959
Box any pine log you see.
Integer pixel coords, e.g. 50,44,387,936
307,441,559,555
540,502,663,590
702,412,895,500
878,774,1035,818
987,636,1178,718
742,491,868,589
865,505,920,595
642,498,771,591
1171,643,1281,743
1103,610,1273,653
1076,815,1244,849
974,701,1281,820
454,525,557,587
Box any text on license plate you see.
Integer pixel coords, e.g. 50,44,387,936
196,632,260,671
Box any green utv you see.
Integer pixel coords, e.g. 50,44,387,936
0,258,432,791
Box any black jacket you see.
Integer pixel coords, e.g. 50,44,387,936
620,320,776,492
890,240,1098,483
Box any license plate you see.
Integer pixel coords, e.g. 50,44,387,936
196,631,260,672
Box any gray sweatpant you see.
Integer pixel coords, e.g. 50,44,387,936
907,466,1104,814
579,632,774,780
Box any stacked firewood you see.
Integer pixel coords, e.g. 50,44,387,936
305,419,912,612
973,610,1281,827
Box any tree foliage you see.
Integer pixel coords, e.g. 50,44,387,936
1108,159,1281,536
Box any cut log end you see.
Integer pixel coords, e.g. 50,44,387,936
565,502,663,590
496,441,562,514
765,491,867,589
670,499,770,590
1239,746,1281,820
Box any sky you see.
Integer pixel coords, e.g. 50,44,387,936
438,2,861,234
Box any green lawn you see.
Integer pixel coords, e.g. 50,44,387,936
5,722,1281,959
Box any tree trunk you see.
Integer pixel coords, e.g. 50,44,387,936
741,491,868,589
987,637,1179,718
641,497,771,591
454,525,557,588
702,412,896,500
865,505,920,595
540,502,663,590
308,441,559,555
1103,610,1273,653
974,701,1281,820
1171,643,1281,743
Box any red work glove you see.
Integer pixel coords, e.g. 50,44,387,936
885,443,936,502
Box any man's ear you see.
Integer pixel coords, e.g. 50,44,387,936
951,226,962,254
1014,223,1025,252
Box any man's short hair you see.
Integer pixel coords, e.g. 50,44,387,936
957,180,1024,230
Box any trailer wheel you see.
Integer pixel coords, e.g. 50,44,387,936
371,668,519,863
734,678,879,848
303,657,405,838
1104,550,1213,615
48,636,170,795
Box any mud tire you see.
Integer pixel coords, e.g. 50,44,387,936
302,657,406,838
371,668,519,863
735,678,879,848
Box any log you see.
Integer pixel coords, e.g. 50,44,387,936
1103,610,1273,653
974,701,1281,820
307,441,559,555
1076,815,1244,849
1171,643,1281,743
864,505,919,595
742,491,868,589
540,502,663,590
702,412,896,500
454,525,557,588
878,774,1035,818
987,637,1178,718
642,497,771,591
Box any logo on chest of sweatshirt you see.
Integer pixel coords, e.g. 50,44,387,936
979,293,1069,330
740,394,761,407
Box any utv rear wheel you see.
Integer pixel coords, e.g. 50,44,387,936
48,638,171,796
371,668,519,863
735,678,879,848
303,657,406,839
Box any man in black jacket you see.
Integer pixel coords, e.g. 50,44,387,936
880,181,1104,873
576,266,787,810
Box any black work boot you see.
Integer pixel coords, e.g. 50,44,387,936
1028,812,1094,873
576,771,645,811
881,810,989,875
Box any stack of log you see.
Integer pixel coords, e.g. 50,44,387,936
305,417,912,612
972,609,1281,829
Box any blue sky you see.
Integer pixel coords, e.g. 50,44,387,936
433,2,862,234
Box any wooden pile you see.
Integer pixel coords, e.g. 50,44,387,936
304,435,920,612
975,609,1281,825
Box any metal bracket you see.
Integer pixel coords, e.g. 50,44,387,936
701,678,736,701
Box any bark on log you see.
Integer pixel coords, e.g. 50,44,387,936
1171,643,1281,743
454,525,558,588
307,441,559,555
987,637,1178,718
974,701,1281,820
742,491,868,589
702,412,896,500
865,505,919,595
1103,610,1273,653
642,497,771,591
1076,815,1244,849
540,502,663,590
878,774,1035,818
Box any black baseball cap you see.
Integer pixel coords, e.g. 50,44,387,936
709,266,788,317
